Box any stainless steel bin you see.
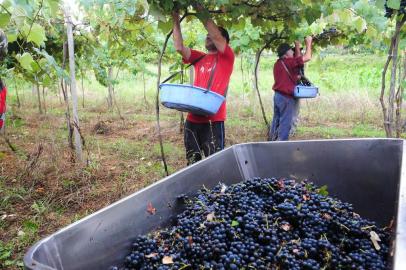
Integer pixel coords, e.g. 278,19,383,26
24,139,406,269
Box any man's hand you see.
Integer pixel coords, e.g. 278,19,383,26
294,40,302,57
192,2,204,12
305,36,313,45
192,2,210,23
302,36,313,63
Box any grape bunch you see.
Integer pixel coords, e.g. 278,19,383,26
112,178,391,270
312,27,343,47
385,0,406,18
314,28,339,40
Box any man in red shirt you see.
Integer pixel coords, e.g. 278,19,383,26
269,36,312,141
172,8,235,165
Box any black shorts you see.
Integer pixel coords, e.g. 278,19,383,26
184,120,225,165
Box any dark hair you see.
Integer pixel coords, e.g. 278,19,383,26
218,27,230,43
277,43,291,58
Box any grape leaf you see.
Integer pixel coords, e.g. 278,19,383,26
206,212,215,221
375,0,386,10
220,184,227,194
366,26,377,39
45,0,60,17
305,8,322,25
158,20,172,33
370,231,381,251
387,0,401,10
195,9,211,22
318,185,329,196
148,2,166,21
281,223,291,231
0,13,11,28
13,6,27,28
162,256,174,264
323,213,332,220
145,253,158,258
17,52,34,72
6,31,18,43
354,17,367,33
147,202,156,215
27,23,47,46
338,9,353,24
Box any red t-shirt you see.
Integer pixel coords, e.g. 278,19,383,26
0,83,7,130
272,56,304,97
183,45,235,123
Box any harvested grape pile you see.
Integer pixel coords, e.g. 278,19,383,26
114,178,391,270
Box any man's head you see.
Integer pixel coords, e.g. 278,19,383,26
0,30,7,61
205,26,230,52
277,43,293,58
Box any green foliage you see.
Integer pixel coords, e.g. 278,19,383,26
0,0,65,83
0,240,23,268
144,0,391,57
79,0,161,88
0,0,398,100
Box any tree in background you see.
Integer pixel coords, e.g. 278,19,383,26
380,0,406,137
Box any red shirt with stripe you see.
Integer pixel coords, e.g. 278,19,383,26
272,56,304,97
183,45,235,123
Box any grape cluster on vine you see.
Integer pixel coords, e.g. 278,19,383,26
112,178,391,270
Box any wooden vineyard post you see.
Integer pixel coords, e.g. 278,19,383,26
64,5,83,162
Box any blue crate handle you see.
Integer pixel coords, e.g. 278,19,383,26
161,55,206,85
161,53,228,98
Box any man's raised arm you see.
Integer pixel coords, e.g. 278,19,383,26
194,4,227,53
204,20,227,53
294,40,302,57
302,36,313,63
172,12,191,60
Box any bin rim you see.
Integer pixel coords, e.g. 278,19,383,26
159,83,225,99
24,236,56,270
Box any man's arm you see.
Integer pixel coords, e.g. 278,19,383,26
204,19,227,53
172,12,191,60
194,4,227,53
302,36,312,63
294,40,302,57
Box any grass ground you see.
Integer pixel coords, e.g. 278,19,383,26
0,53,400,269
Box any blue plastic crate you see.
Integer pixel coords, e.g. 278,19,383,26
293,85,319,98
159,83,225,116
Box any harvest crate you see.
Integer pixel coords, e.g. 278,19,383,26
159,83,225,116
24,139,405,269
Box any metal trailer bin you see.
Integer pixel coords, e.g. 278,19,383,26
24,139,406,270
